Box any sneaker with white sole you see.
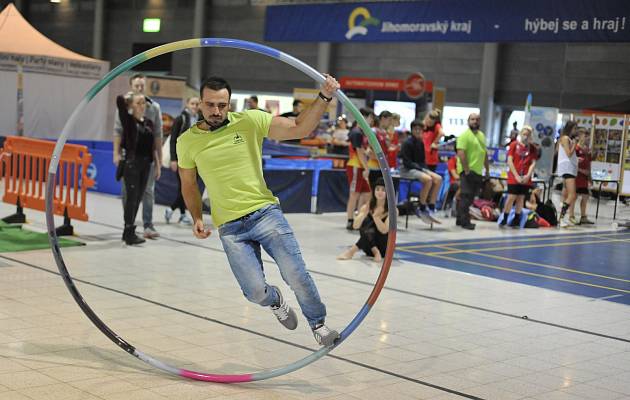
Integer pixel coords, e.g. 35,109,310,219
179,214,192,225
164,208,173,224
143,226,160,239
312,324,340,347
559,216,569,228
270,286,297,330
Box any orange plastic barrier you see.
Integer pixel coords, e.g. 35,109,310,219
1,136,94,233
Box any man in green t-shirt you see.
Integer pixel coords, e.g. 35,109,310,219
177,76,340,347
455,113,490,230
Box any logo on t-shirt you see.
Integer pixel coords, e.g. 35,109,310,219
233,132,245,145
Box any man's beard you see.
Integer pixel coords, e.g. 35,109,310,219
469,123,480,131
205,115,226,130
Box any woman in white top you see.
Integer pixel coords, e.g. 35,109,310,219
556,121,578,227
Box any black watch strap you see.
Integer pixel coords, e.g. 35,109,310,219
318,92,333,103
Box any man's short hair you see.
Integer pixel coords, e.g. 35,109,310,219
200,76,232,98
249,95,258,102
129,73,146,85
379,110,393,119
410,119,424,130
292,99,302,107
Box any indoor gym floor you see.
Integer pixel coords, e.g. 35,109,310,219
0,188,629,400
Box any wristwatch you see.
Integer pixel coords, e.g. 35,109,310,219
318,92,333,103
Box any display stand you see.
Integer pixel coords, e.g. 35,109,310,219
620,115,630,197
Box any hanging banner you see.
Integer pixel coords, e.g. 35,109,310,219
529,107,558,180
265,0,630,42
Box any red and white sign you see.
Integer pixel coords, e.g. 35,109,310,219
340,77,404,91
404,72,425,99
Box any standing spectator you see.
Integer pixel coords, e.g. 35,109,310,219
387,113,401,168
330,115,350,155
575,127,594,225
366,111,392,189
117,93,160,245
280,99,303,119
456,113,489,230
280,100,303,144
113,73,162,239
247,95,267,112
166,96,200,225
499,126,538,228
506,121,519,145
337,178,393,262
443,147,460,213
399,120,442,224
422,109,445,172
345,108,373,230
557,121,578,227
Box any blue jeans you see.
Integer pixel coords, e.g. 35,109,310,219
218,204,326,328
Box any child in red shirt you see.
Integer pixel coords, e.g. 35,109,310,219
575,127,594,224
499,126,538,227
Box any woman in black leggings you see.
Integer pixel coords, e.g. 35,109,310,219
117,92,160,245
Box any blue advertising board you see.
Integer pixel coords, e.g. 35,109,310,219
265,1,630,42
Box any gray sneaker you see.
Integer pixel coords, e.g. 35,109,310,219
312,324,340,347
143,226,160,239
270,286,297,330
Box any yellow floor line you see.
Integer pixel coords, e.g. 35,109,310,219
422,238,629,255
433,245,630,284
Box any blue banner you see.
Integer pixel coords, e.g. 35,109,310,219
265,0,630,42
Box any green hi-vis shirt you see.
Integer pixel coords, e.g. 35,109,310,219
456,128,487,175
176,110,278,227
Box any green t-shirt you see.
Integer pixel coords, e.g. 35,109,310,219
176,110,278,226
456,129,487,175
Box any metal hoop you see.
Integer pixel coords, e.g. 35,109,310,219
46,38,397,382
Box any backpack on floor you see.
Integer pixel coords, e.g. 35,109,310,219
524,212,539,228
536,199,558,226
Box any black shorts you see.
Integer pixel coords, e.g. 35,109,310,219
507,184,531,195
426,165,437,172
562,173,576,179
576,187,590,195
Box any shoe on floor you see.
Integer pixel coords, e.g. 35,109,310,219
415,208,433,225
346,219,354,231
312,323,340,347
164,208,173,224
270,286,297,330
461,223,476,230
559,216,569,228
123,225,146,246
179,214,192,225
580,216,595,225
143,226,160,239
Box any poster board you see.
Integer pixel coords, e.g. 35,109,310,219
529,106,558,180
591,114,624,181
574,114,593,131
